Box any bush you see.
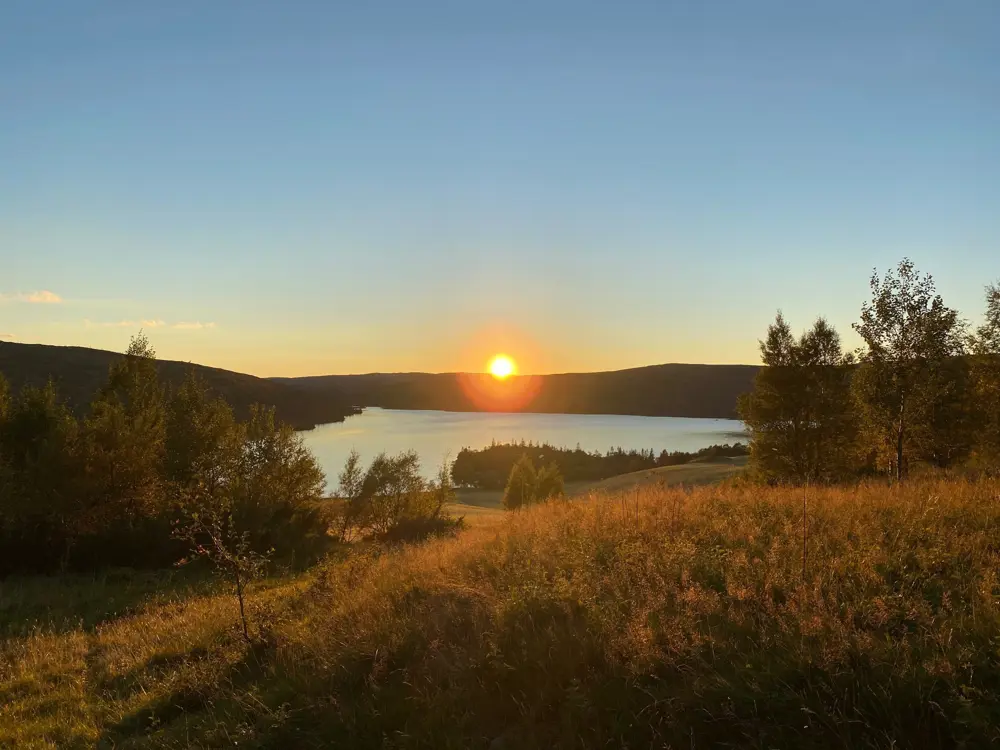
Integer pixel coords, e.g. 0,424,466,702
337,451,457,542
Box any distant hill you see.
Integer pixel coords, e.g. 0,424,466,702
0,342,356,430
276,363,760,419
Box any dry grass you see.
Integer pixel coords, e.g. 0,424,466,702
3,477,1000,748
450,456,748,519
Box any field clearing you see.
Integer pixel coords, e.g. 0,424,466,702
3,473,1000,748
449,456,747,519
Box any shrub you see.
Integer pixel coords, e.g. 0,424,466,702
337,451,458,542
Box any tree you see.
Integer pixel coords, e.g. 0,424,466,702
227,404,327,553
336,450,457,540
0,381,81,560
165,370,238,494
80,333,167,526
336,448,366,540
502,454,537,510
429,456,457,516
535,462,565,501
174,489,271,645
737,314,855,483
852,259,966,479
971,282,1000,468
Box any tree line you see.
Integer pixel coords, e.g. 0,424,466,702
0,334,334,575
739,259,1000,483
452,440,748,490
0,335,459,577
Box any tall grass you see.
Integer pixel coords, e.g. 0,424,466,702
3,477,1000,748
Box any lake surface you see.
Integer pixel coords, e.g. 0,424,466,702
302,408,746,482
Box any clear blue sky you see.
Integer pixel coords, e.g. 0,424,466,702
2,1,997,376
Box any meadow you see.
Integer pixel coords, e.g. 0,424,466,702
450,455,747,519
3,473,999,749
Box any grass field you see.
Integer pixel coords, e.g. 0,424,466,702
3,473,1000,748
449,456,746,519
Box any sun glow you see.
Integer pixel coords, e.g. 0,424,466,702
488,354,516,379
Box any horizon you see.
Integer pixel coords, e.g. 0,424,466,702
3,1,997,377
0,338,763,379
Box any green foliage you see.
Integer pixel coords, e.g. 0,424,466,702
502,454,565,509
165,370,238,492
535,461,565,501
502,453,537,510
336,451,458,541
970,282,1000,469
738,314,855,483
852,259,968,479
80,333,167,526
227,405,327,554
0,335,334,575
0,381,80,562
453,440,746,489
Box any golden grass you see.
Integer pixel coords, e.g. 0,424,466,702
3,477,1000,748
450,456,747,518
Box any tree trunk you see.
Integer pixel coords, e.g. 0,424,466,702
234,567,251,644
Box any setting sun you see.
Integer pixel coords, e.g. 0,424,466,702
487,354,516,379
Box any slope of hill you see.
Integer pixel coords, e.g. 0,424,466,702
4,476,999,747
277,363,759,419
450,456,748,519
0,342,356,430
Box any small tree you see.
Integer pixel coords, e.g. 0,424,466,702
337,449,366,540
337,451,457,539
502,454,537,510
852,259,966,479
226,404,327,557
738,314,855,483
430,456,457,516
535,462,565,501
175,491,270,645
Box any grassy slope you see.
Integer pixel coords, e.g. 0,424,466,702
3,476,1000,748
450,456,747,518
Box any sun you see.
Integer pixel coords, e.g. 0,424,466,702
487,354,516,379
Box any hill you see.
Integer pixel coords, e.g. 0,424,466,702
3,475,999,748
277,362,759,419
0,342,356,430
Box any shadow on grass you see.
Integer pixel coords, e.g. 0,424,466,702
0,566,217,637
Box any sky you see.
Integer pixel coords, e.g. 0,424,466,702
1,1,997,377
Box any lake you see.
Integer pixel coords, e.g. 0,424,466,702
302,408,746,483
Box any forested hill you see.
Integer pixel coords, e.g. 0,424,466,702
276,363,760,419
0,342,357,430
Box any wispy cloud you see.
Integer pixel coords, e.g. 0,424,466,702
84,319,214,330
85,319,139,329
0,290,63,304
0,333,13,340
